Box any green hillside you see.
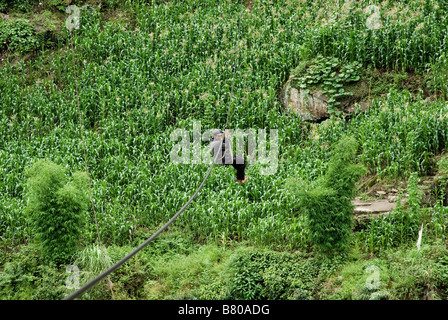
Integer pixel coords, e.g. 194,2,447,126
1,0,448,300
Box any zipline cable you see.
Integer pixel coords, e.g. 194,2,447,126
63,8,241,301
64,159,216,300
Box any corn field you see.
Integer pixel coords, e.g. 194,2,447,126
2,0,448,252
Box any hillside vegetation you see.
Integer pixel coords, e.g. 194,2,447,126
1,0,448,300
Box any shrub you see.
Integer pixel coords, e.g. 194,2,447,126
227,248,321,300
24,159,89,264
0,0,33,13
0,244,66,300
323,136,366,199
0,19,40,53
293,136,366,253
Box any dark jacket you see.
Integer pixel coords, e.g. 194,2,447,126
210,137,233,164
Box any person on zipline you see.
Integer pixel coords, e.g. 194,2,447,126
210,129,248,184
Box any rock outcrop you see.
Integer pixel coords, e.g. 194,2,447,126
280,75,371,121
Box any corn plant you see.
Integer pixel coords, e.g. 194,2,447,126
2,0,448,253
356,173,426,253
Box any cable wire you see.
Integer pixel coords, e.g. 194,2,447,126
64,159,216,300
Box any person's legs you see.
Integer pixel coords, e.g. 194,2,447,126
232,156,246,181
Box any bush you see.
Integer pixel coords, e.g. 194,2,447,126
24,159,89,264
0,19,40,53
0,244,66,300
0,0,33,13
293,136,366,253
227,248,321,300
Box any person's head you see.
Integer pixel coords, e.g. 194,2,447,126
213,129,223,140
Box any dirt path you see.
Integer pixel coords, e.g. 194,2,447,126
352,198,397,219
350,188,411,229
